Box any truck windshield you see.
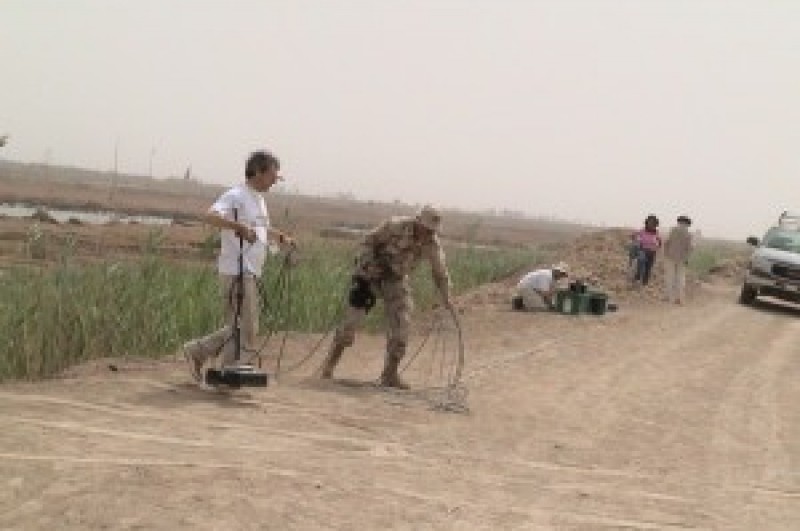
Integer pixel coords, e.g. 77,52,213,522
764,229,800,254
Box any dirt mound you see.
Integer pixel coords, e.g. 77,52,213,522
458,228,693,308
553,228,702,301
459,228,691,308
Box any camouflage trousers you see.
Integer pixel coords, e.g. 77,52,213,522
332,276,412,362
187,274,260,367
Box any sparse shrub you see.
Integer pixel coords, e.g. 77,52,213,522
26,223,47,259
141,227,166,254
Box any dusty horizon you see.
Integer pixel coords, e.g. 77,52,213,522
3,1,799,240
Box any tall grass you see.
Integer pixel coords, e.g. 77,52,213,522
0,236,538,381
0,259,219,380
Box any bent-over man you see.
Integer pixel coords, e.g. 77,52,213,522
319,205,454,389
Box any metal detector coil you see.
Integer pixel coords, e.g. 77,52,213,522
206,365,268,388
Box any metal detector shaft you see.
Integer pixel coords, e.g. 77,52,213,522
233,208,244,364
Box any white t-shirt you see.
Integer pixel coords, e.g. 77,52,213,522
210,183,271,277
517,269,554,293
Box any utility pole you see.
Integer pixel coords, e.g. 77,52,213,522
149,146,157,178
109,137,120,203
42,148,52,178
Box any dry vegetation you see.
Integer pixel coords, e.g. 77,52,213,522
0,158,750,285
0,159,593,263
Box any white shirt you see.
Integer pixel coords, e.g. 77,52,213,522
517,269,554,293
210,183,271,276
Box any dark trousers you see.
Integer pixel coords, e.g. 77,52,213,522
635,249,656,285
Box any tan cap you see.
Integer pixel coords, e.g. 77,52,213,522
416,205,442,232
552,261,569,275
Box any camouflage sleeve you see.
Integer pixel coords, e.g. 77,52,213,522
363,220,391,250
356,220,393,277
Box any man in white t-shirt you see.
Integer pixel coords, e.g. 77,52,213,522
182,150,295,383
511,262,569,311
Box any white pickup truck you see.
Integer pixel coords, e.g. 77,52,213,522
740,211,800,305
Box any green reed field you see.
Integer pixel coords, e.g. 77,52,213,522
0,235,539,381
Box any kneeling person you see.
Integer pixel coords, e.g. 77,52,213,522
512,263,569,311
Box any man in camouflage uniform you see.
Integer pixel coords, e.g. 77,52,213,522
320,205,454,389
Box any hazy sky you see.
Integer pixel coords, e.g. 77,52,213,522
2,1,799,239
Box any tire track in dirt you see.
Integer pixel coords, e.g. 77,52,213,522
707,312,800,530
2,384,685,513
0,392,409,450
0,383,679,487
2,284,799,529
0,410,664,483
550,296,800,529
0,304,734,529
451,288,797,528
0,442,702,531
0,403,712,530
0,451,704,531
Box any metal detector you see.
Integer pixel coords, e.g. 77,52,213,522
206,208,268,389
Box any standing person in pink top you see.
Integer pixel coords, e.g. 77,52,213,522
631,214,662,286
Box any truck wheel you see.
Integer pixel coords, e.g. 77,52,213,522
739,284,757,305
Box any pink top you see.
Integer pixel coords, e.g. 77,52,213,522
634,229,662,251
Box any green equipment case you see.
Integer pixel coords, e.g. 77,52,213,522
555,289,608,315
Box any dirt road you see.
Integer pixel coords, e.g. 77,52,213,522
1,281,798,530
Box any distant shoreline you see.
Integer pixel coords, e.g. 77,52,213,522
0,197,195,223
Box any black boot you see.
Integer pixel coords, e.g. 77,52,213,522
320,343,345,379
379,355,409,389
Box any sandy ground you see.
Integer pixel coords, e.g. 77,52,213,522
1,277,798,530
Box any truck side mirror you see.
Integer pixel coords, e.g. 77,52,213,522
746,236,759,246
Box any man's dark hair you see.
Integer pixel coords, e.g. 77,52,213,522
245,150,280,179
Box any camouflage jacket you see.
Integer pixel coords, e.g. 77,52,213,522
355,216,451,295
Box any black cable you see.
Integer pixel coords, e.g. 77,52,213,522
252,252,291,365
274,271,350,378
399,305,464,388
